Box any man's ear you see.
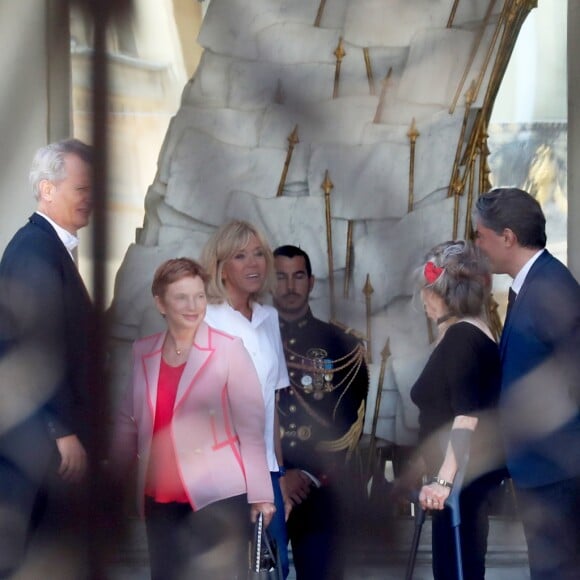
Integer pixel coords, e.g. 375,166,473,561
308,275,315,293
38,179,53,202
503,228,518,248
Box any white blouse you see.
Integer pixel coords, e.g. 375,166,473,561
205,302,289,472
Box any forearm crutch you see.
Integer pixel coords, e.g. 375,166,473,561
404,428,472,580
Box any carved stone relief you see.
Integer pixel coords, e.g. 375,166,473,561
110,0,536,446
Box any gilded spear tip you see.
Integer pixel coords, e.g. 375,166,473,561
452,177,464,196
288,125,299,147
334,37,346,62
321,170,334,195
465,80,476,106
381,338,391,361
363,273,374,296
407,117,420,141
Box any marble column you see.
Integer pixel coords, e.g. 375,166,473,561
0,0,70,251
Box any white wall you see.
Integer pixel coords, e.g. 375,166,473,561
492,0,567,123
0,0,70,252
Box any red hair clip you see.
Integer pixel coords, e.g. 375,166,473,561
424,261,444,284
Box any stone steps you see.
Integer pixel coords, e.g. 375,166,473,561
110,516,529,579
351,516,529,567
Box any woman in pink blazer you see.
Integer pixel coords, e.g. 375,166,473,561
113,258,275,580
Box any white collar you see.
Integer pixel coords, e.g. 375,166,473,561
35,211,79,258
511,249,544,295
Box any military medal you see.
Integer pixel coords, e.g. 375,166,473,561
301,374,313,393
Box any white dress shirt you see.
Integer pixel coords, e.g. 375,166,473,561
205,301,290,472
35,211,79,261
511,249,545,296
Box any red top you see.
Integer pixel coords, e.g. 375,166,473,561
145,359,189,503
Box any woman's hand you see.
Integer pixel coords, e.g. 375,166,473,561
418,482,451,511
250,502,276,528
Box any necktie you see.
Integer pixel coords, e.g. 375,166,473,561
506,287,517,318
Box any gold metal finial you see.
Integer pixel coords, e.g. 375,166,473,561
322,169,334,195
381,338,391,361
322,170,336,319
452,177,464,239
363,273,374,297
333,38,346,99
276,125,299,197
465,79,476,107
334,37,346,62
407,117,420,142
288,125,299,147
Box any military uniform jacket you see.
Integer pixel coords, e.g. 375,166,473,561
277,309,368,483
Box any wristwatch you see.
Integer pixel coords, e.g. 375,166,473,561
278,466,287,477
431,476,453,489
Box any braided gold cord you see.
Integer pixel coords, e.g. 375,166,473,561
316,400,366,461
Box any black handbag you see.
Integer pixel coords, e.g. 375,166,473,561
247,512,283,580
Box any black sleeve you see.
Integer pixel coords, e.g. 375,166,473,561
442,325,492,416
1,241,75,439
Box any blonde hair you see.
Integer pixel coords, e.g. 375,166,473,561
200,220,275,304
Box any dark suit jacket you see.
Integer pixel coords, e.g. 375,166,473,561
0,213,92,484
500,250,580,488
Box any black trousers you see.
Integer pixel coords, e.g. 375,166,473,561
431,471,502,580
144,494,249,580
286,486,344,580
515,477,580,580
0,433,88,578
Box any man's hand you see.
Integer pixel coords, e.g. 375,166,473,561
56,434,87,483
283,469,312,507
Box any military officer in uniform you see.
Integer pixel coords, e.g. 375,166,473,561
273,245,368,580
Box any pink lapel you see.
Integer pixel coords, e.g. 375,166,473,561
142,333,165,419
174,322,215,410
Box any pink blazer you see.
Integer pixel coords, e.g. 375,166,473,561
113,322,274,514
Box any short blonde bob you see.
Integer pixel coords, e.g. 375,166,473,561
200,220,276,304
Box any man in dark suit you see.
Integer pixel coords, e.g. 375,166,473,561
0,139,93,576
474,187,580,580
273,245,368,580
